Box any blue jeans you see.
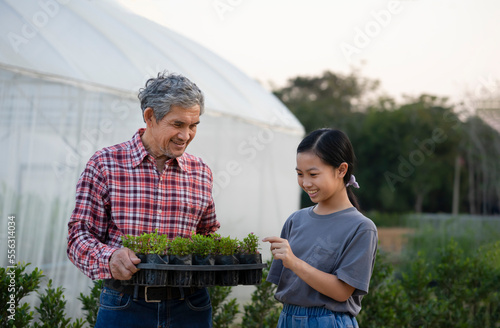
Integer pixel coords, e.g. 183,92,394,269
277,303,359,328
94,286,212,328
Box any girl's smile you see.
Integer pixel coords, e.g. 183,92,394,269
296,151,351,214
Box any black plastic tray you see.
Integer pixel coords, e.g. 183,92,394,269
136,263,267,271
123,263,267,287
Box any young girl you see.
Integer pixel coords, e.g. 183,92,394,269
263,128,377,328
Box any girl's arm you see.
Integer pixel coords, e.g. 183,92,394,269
263,236,355,302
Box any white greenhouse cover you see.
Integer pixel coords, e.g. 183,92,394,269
0,0,303,132
0,0,304,319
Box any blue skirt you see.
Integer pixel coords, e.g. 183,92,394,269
277,303,359,328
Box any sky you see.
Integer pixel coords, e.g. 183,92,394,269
115,0,500,106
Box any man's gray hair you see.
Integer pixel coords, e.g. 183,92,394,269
138,71,205,122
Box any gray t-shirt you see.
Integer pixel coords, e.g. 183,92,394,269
267,206,378,317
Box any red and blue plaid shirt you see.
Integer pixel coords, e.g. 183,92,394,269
67,129,220,280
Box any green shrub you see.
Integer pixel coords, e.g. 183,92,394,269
241,259,282,328
8,236,498,327
358,239,500,327
0,263,88,327
208,286,239,328
357,251,410,328
33,280,85,328
78,280,102,327
0,262,44,327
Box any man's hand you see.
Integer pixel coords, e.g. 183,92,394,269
109,247,141,280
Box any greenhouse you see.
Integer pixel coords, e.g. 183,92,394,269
0,0,304,317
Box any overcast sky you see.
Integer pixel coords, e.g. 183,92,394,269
116,0,500,105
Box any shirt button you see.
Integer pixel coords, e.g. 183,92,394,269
158,210,162,214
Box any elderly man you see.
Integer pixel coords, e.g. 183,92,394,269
67,72,220,327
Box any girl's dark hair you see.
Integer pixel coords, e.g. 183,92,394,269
297,128,360,211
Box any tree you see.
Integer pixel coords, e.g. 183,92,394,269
355,95,461,213
273,69,500,214
273,69,380,133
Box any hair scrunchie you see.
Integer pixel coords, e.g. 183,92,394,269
346,174,360,189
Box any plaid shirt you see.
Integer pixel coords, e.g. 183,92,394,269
67,129,219,280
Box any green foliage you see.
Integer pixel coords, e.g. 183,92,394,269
358,238,500,327
207,260,282,328
0,262,44,327
122,232,258,257
33,280,85,328
168,236,193,256
273,69,380,133
355,96,460,213
191,233,215,256
77,280,102,327
121,230,169,254
0,264,98,327
367,211,408,227
6,231,498,327
213,235,239,256
273,70,500,214
403,215,500,268
238,232,261,254
357,251,409,328
241,260,282,328
207,286,239,328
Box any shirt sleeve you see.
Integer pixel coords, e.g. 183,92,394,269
195,166,220,235
334,229,378,295
196,196,220,235
67,159,119,280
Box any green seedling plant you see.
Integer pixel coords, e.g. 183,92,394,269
121,234,140,253
168,236,193,256
214,236,239,256
239,232,260,254
192,233,215,256
150,233,169,255
121,230,169,255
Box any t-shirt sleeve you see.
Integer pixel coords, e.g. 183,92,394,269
334,229,378,296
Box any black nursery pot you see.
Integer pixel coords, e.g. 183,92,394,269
130,253,168,286
236,253,263,285
192,254,216,287
168,254,192,287
145,253,168,264
214,254,239,286
136,253,147,263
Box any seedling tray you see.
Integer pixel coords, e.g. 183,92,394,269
123,263,267,287
137,263,266,271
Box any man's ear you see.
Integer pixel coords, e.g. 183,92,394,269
143,107,156,127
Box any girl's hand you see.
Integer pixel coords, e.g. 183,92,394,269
262,236,298,269
263,236,356,302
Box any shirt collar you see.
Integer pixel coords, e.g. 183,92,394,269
130,128,188,172
167,155,188,172
130,129,149,168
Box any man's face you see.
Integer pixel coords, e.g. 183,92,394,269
147,104,200,158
